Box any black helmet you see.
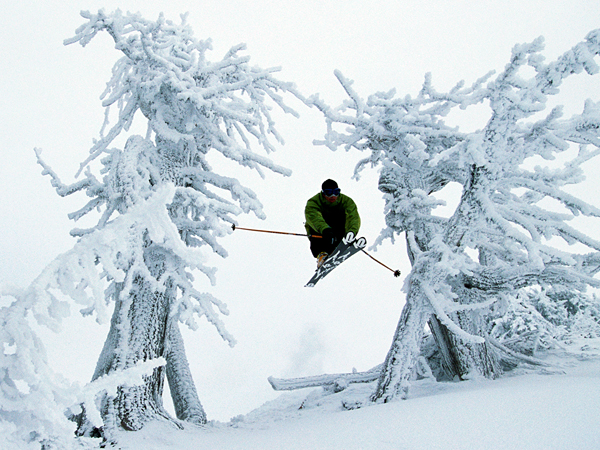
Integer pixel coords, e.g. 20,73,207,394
321,179,338,190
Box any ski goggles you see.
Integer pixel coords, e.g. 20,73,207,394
322,188,341,197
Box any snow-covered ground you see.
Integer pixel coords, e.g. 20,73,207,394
113,341,600,450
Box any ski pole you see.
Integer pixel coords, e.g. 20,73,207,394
361,249,401,277
232,224,322,239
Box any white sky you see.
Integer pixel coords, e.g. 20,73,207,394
1,0,600,422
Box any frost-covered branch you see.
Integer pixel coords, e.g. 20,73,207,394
64,9,302,178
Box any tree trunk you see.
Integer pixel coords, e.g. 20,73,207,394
373,189,502,402
439,165,502,379
74,246,200,437
409,226,468,381
428,310,501,380
427,315,462,378
165,321,207,424
410,224,499,381
75,279,172,437
371,272,432,402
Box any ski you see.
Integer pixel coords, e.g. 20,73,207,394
305,233,367,287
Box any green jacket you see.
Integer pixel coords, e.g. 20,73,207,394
304,193,361,237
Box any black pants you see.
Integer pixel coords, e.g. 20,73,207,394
308,234,343,257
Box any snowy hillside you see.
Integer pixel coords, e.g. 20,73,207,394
114,341,600,450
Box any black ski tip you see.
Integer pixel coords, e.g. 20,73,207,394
393,270,401,278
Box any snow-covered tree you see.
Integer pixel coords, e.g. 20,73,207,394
32,9,301,438
311,30,600,402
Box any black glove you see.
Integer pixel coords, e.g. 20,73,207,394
321,228,336,246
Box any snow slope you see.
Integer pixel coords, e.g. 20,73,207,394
114,344,600,450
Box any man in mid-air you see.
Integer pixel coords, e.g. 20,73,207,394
304,179,361,267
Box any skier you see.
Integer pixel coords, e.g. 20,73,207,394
304,179,361,267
